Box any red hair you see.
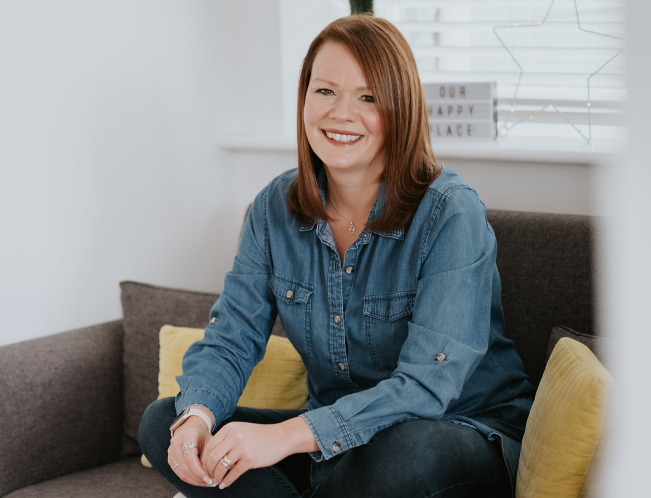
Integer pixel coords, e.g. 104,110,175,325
288,15,440,233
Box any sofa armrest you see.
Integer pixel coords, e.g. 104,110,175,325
0,320,124,496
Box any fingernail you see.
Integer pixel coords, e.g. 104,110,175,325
203,477,213,485
219,483,225,490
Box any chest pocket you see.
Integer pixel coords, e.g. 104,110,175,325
269,273,315,359
363,290,416,370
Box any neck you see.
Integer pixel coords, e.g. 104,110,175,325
325,166,381,219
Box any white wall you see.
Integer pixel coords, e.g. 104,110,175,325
0,0,283,346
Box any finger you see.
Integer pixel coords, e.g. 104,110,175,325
169,455,205,487
201,427,228,470
182,443,216,487
169,439,210,487
219,460,247,489
203,436,233,479
208,447,236,484
217,452,241,485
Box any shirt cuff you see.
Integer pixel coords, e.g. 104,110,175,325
300,405,353,461
175,388,227,433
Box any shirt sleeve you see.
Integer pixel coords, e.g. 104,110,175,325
300,186,498,461
174,188,276,428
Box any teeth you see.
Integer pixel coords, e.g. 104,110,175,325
326,131,361,143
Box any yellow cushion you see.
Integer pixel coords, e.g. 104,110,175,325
515,337,614,498
157,324,308,408
142,325,308,468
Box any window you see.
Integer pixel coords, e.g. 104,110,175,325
375,0,626,141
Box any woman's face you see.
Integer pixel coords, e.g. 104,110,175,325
304,42,385,176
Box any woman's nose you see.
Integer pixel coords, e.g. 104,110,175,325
330,95,355,121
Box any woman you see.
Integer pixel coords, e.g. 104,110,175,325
139,15,535,498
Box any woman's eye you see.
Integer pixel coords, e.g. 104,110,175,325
316,88,334,96
362,95,376,103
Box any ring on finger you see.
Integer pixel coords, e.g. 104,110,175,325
174,462,180,469
220,456,234,470
182,441,196,454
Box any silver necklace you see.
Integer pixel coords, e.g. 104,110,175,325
328,192,374,234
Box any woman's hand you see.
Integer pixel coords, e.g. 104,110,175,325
168,417,217,488
201,416,319,489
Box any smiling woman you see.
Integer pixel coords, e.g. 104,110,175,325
139,14,535,498
290,16,439,236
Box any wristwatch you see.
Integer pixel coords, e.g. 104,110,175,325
169,406,213,437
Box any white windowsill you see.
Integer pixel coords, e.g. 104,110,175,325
218,134,625,165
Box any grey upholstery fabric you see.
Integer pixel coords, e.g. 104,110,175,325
547,325,604,364
5,458,175,498
487,209,595,387
120,281,219,456
0,321,124,497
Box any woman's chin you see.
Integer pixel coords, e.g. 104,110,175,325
322,160,363,173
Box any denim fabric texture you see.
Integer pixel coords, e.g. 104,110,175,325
174,166,536,492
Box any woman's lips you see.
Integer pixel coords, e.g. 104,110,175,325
321,129,363,145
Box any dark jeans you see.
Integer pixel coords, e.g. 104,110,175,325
139,397,511,498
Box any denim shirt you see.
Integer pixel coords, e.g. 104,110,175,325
176,166,535,492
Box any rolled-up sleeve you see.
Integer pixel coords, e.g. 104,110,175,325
301,186,497,460
175,188,277,427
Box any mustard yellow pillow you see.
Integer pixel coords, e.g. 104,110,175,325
142,325,308,468
515,337,614,498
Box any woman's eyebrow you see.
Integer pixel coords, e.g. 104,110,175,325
311,78,370,92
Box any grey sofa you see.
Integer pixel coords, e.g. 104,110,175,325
0,209,597,498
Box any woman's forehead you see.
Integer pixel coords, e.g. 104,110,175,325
311,42,369,88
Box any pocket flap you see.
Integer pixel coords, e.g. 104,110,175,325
363,291,416,321
269,273,314,305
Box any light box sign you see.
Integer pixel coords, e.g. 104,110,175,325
423,82,497,140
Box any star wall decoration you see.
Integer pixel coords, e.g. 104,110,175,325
493,0,625,144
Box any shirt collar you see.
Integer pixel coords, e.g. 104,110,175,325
299,166,405,240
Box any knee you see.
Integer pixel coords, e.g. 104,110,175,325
139,397,176,466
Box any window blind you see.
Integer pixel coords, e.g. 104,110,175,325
375,0,626,140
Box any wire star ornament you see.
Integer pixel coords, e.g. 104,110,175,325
493,0,625,144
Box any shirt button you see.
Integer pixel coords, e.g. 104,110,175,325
436,353,446,362
285,290,293,298
334,315,341,324
210,317,216,324
338,362,346,371
345,267,353,274
332,442,341,452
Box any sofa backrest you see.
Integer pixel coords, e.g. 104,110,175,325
487,210,596,387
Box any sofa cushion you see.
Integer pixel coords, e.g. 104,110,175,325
487,210,596,387
547,325,603,364
158,325,308,409
120,281,220,456
4,457,175,498
515,337,614,498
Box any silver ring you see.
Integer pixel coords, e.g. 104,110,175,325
220,456,234,470
182,441,196,454
174,462,180,469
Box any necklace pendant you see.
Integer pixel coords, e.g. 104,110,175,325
348,223,356,233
